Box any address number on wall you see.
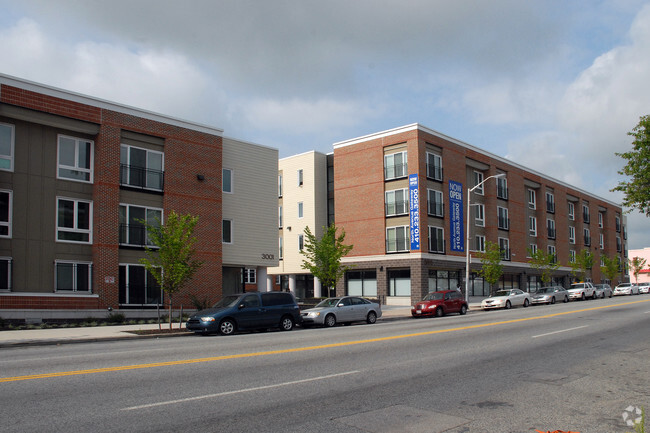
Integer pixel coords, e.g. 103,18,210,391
262,253,275,260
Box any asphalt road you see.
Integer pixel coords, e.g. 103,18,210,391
1,296,649,433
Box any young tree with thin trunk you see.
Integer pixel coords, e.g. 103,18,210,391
478,241,504,296
600,255,621,284
628,256,647,284
300,225,353,298
527,248,560,286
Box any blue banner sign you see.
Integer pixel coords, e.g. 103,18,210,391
409,174,420,251
449,180,464,252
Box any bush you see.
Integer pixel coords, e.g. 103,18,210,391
106,312,126,324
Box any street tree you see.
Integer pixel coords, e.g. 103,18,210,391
527,248,560,286
569,249,594,283
612,114,650,216
628,256,647,284
477,241,504,296
140,211,203,329
300,225,353,298
600,254,621,284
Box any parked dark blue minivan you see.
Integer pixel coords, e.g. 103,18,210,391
186,291,301,335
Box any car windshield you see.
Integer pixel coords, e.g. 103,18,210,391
617,283,631,288
536,288,552,293
423,292,444,301
211,295,241,308
315,298,342,308
494,290,510,297
570,284,585,288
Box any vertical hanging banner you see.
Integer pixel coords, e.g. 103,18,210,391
449,180,464,252
409,174,420,251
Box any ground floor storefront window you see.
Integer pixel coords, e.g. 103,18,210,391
388,269,410,297
347,270,377,297
428,270,460,292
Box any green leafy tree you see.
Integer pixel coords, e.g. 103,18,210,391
612,115,650,216
569,249,594,282
527,248,560,286
478,241,504,295
300,225,353,298
600,254,621,284
628,256,647,284
140,211,203,329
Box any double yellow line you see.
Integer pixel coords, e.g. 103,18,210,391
2,299,648,383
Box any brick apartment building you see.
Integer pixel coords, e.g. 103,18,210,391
332,124,628,305
0,74,278,320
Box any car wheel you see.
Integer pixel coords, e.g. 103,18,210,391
609,293,613,298
550,297,556,305
460,305,468,315
279,315,294,331
523,299,530,308
219,319,236,336
505,301,511,310
366,311,377,324
435,307,444,317
564,296,569,303
581,293,585,301
324,314,337,327
592,292,597,300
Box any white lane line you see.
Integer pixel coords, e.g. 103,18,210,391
532,325,588,339
122,370,360,411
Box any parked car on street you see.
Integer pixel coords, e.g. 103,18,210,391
613,283,640,296
301,296,382,327
638,282,650,294
530,286,569,305
594,283,613,298
567,282,597,300
411,290,468,317
481,289,530,310
186,291,301,335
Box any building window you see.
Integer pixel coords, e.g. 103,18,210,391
298,202,304,218
57,197,92,243
428,226,445,253
615,215,621,232
548,245,556,263
119,204,162,247
384,151,407,180
547,218,556,239
386,226,410,253
347,270,377,297
426,152,443,181
0,190,12,238
120,144,164,191
546,192,555,213
223,168,233,193
567,202,575,220
223,219,232,243
584,228,591,246
473,171,484,195
298,234,304,251
278,174,283,197
569,250,576,263
244,268,256,284
119,264,161,305
529,216,537,237
528,244,537,257
527,189,536,209
57,135,93,183
598,212,603,228
496,176,508,200
427,189,444,217
278,206,283,228
498,237,510,260
599,233,604,250
475,235,486,252
386,188,408,216
583,204,590,224
568,226,576,244
279,237,283,259
616,236,622,252
297,169,303,186
0,257,12,291
497,206,509,230
55,261,92,292
0,123,14,172
475,204,485,227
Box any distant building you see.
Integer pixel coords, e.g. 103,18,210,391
627,247,650,284
0,74,277,320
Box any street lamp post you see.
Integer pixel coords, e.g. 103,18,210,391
464,173,506,302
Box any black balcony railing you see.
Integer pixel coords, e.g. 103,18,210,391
385,200,409,216
120,164,164,191
546,201,555,213
119,224,159,248
426,164,443,181
497,186,509,200
500,248,511,261
547,227,556,239
428,202,444,217
384,163,408,180
498,217,510,230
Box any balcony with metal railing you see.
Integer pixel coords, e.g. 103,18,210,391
120,164,164,192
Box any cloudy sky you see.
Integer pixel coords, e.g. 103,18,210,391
2,0,650,249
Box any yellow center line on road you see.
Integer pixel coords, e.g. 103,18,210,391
2,298,648,384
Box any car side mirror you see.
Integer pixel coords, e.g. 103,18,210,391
238,303,245,309
337,303,344,307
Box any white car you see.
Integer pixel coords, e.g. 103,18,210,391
614,283,640,296
481,289,530,310
638,282,650,294
567,282,596,301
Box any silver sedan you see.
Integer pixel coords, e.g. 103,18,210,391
531,286,569,305
300,296,382,327
481,289,531,310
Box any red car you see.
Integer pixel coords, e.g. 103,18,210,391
411,290,468,317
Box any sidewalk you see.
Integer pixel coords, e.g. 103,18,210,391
0,301,483,348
